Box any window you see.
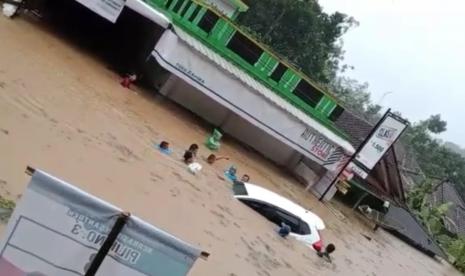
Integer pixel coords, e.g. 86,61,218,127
299,221,311,235
189,5,201,21
172,0,185,13
165,0,173,8
293,80,323,108
270,63,286,82
179,0,192,17
329,105,344,122
239,199,306,235
197,10,220,33
275,210,301,233
240,199,268,214
227,32,263,65
233,181,248,196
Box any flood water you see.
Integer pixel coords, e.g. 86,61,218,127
0,15,460,276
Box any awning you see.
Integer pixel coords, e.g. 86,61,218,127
72,0,171,26
152,28,355,167
125,0,171,28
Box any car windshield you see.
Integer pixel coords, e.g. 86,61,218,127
232,181,248,196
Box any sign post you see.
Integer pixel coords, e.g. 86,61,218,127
319,109,409,201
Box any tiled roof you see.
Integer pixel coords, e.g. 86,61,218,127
432,182,465,235
334,110,373,148
384,205,447,259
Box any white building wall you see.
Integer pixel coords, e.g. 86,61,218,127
204,0,236,18
160,74,301,167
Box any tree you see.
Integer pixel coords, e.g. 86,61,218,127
426,114,447,134
238,0,357,84
327,76,381,122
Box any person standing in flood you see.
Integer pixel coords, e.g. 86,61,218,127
184,144,199,160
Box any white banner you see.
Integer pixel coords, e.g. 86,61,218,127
347,162,369,179
356,113,408,170
152,29,354,167
75,0,126,23
0,170,201,275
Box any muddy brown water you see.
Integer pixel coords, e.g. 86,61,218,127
0,16,460,276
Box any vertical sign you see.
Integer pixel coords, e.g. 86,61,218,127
349,112,408,179
0,169,203,275
319,110,408,200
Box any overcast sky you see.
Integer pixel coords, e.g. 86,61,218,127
320,0,465,147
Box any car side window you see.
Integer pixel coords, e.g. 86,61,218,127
240,199,277,222
299,221,311,235
241,199,263,211
239,199,308,235
275,209,301,234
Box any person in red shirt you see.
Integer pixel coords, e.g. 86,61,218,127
120,73,137,89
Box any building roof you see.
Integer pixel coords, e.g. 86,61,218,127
393,142,425,192
172,26,355,154
384,205,447,259
432,182,465,235
334,110,373,148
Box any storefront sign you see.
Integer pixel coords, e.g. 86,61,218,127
300,128,336,161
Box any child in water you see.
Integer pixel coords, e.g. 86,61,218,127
157,141,172,155
184,144,199,157
184,151,202,174
224,166,237,182
206,154,229,164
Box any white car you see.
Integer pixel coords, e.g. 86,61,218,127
233,181,325,251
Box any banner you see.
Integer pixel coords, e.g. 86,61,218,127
75,0,126,23
347,162,368,179
0,169,202,275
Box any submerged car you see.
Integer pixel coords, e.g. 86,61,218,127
233,181,326,251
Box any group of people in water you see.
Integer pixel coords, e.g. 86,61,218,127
157,140,251,182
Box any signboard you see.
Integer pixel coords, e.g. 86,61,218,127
0,169,202,275
75,0,126,23
347,162,369,179
356,113,408,170
300,128,337,161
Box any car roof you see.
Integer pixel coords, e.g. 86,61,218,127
238,182,325,230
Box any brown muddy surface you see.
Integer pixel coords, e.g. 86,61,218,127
0,15,460,276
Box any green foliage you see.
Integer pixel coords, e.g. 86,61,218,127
437,235,465,272
426,114,447,134
407,180,465,272
0,196,15,223
238,0,357,84
402,120,465,197
407,179,451,236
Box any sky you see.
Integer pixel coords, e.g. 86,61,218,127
319,0,465,147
